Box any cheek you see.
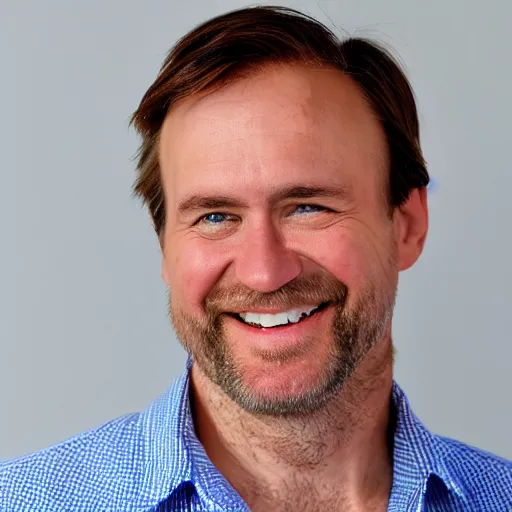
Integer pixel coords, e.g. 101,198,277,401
318,239,366,288
168,238,229,313
299,226,388,293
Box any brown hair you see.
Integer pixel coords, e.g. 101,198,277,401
131,6,429,238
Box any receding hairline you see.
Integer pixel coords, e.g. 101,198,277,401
158,60,386,155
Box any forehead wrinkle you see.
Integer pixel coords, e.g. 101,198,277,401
164,113,317,176
173,127,322,178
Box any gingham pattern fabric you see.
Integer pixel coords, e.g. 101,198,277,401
1,357,511,511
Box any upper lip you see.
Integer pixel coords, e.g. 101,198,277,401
229,303,327,315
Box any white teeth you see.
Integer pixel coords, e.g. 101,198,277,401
239,305,321,328
259,312,288,328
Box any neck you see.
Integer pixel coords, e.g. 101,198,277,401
190,336,395,511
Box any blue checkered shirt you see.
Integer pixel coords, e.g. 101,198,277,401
1,358,511,511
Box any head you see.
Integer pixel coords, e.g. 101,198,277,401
131,7,428,417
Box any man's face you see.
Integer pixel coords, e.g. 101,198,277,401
159,65,415,416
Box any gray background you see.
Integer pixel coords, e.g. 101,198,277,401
1,0,511,460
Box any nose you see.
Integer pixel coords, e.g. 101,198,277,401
234,221,302,293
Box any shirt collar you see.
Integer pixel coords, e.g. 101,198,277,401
134,359,468,510
133,356,195,509
390,381,469,507
134,356,247,511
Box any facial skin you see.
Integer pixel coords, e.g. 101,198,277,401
159,64,428,418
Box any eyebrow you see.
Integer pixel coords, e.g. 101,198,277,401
177,185,352,215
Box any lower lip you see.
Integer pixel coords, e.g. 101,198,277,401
224,306,331,353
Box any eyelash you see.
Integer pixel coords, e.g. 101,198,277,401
197,212,237,226
196,204,328,226
290,204,327,216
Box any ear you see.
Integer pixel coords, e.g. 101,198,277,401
394,187,429,271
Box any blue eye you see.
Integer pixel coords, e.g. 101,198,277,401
202,213,227,224
292,204,325,215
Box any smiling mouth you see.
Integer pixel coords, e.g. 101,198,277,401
227,302,330,329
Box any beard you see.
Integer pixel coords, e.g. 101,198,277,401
170,269,396,418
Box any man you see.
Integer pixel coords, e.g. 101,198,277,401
1,5,511,512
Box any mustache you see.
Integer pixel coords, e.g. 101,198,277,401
204,273,348,314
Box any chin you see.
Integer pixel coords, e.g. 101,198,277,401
221,348,342,416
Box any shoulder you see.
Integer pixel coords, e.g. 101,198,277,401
435,434,512,509
0,412,144,512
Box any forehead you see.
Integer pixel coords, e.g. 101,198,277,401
159,64,387,204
